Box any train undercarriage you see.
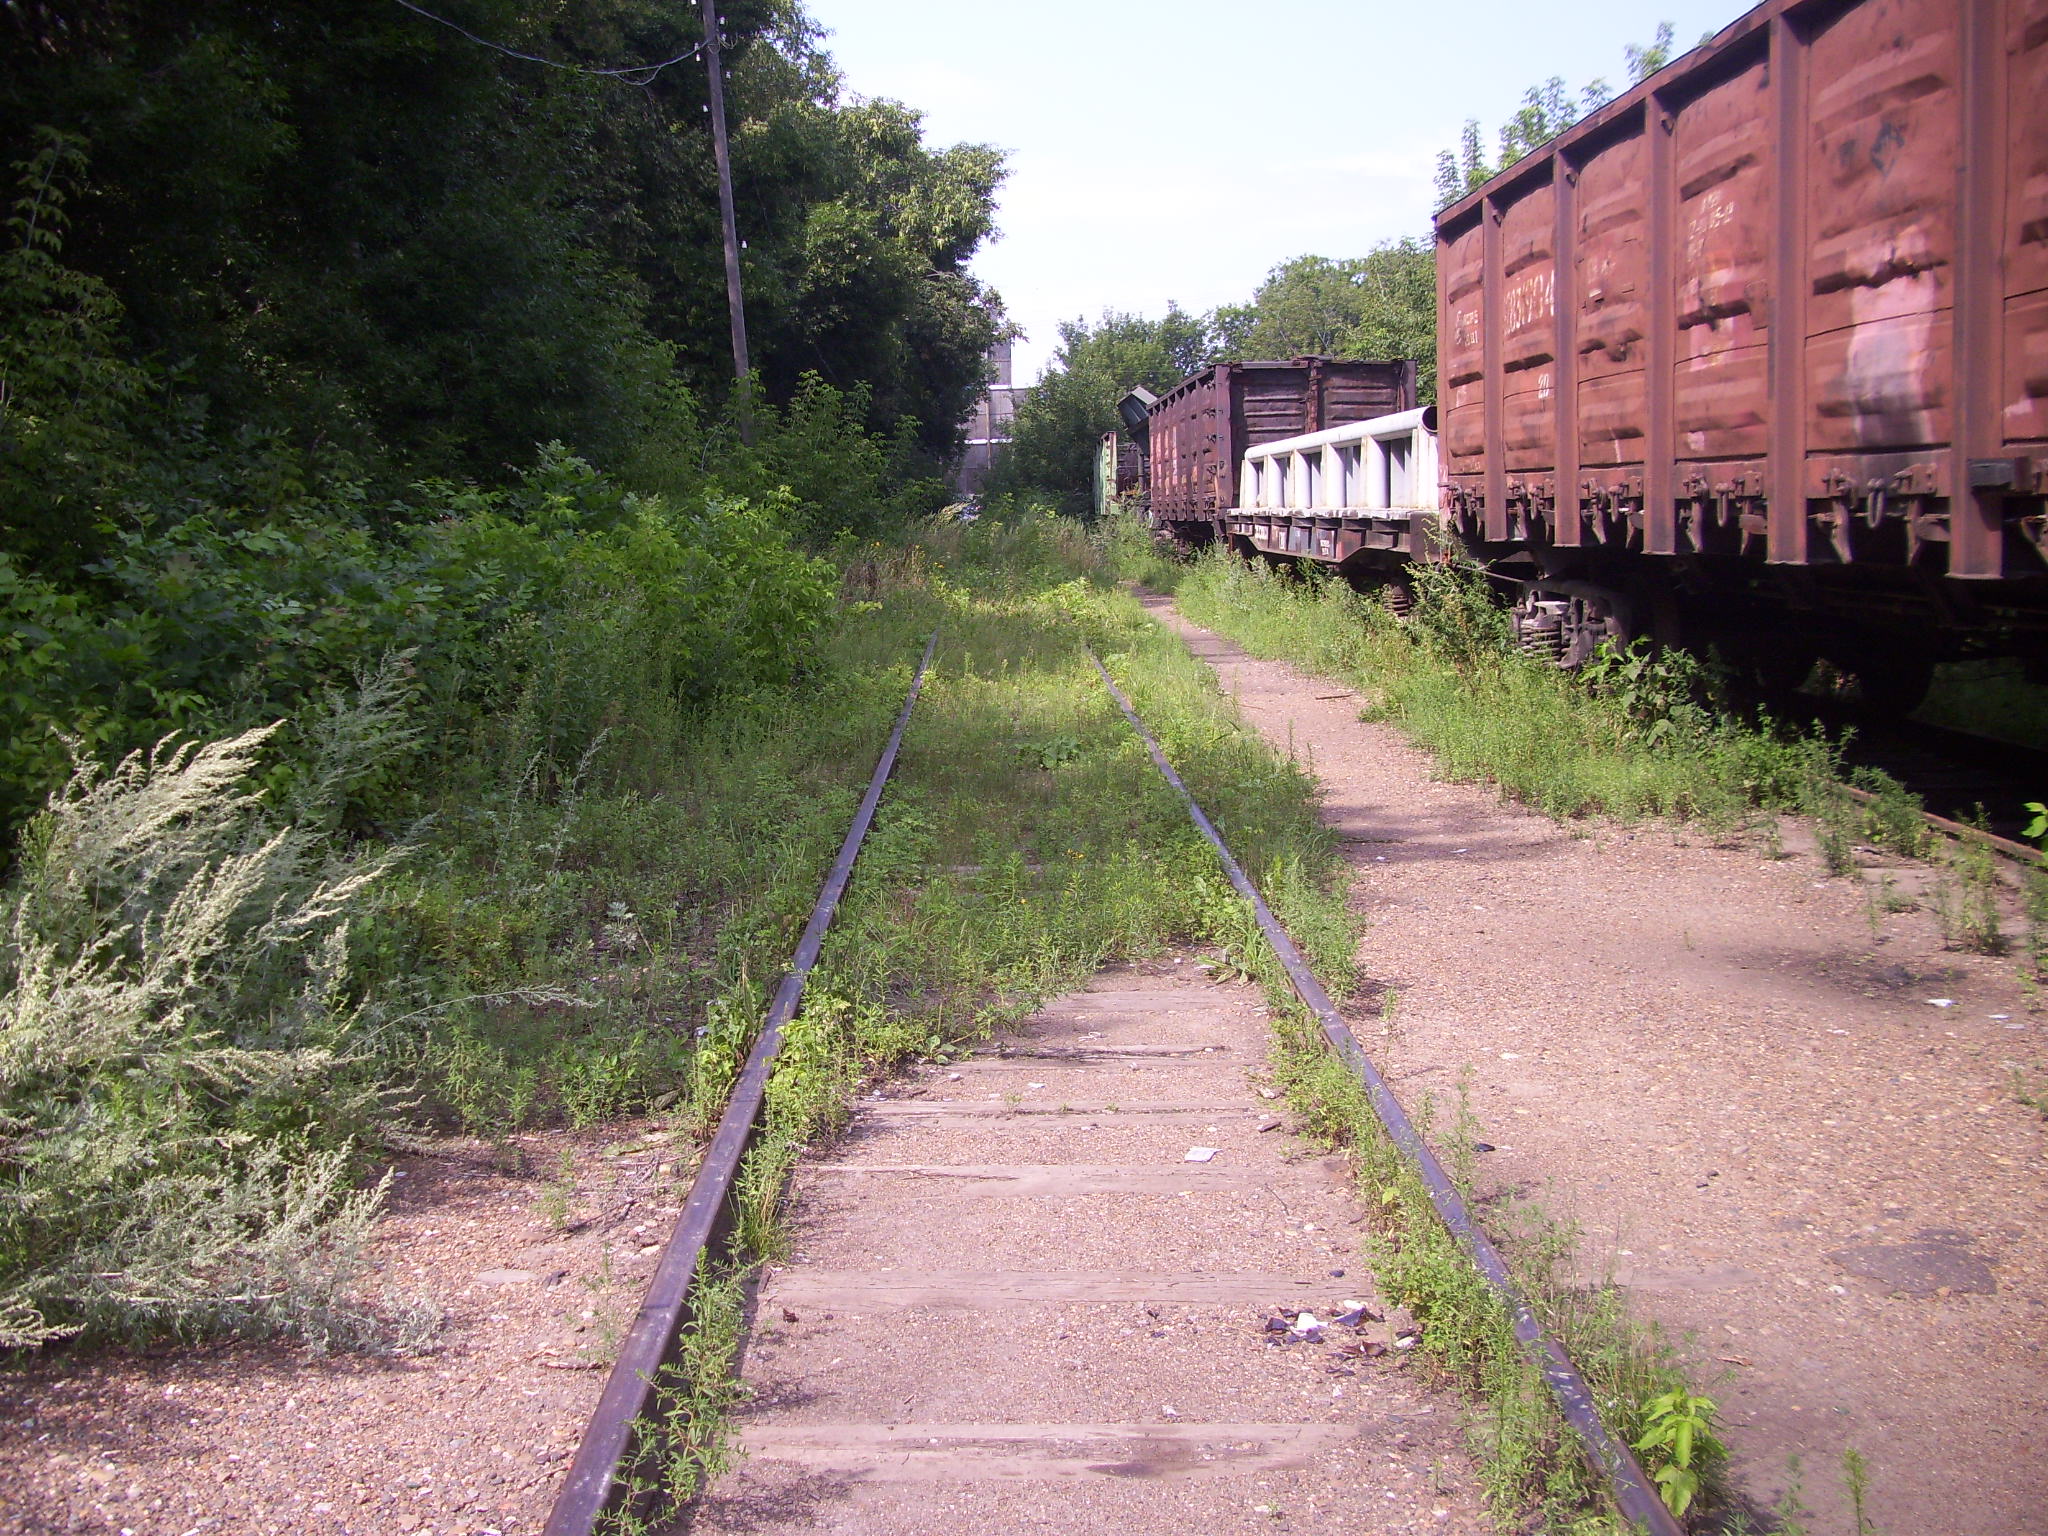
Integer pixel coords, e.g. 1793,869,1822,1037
1156,500,2048,715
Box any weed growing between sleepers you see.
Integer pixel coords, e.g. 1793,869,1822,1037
597,511,1345,1530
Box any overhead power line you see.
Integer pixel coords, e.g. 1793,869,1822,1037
391,0,709,85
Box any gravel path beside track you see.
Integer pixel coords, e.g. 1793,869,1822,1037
1147,593,2048,1536
696,962,1490,1536
0,1127,681,1536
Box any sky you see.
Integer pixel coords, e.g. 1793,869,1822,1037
801,0,1748,384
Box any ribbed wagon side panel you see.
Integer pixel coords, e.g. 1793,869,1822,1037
1145,370,1223,520
1498,184,1559,478
1435,0,2048,588
1672,47,1775,481
1802,0,1960,485
1236,370,1315,454
1438,218,1489,507
1574,126,1652,486
2007,0,2048,459
1322,362,1417,425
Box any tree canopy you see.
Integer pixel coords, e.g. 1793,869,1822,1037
0,1,1011,833
986,306,1209,515
1212,240,1436,399
0,0,1007,526
1433,22,1680,207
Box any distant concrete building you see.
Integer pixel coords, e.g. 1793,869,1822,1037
952,340,1021,496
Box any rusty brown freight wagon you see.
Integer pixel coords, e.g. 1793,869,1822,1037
1147,359,1416,541
1093,431,1144,518
1434,0,2048,695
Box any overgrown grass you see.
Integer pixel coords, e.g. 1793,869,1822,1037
620,511,1737,1534
598,510,1345,1528
1171,551,1962,877
0,511,1094,1352
0,502,1745,1533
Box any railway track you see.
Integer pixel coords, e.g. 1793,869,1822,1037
540,634,1684,1536
543,631,938,1536
1792,699,2048,863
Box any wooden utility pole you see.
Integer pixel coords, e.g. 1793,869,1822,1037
700,0,752,443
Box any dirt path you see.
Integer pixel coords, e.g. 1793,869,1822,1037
0,1124,686,1536
695,959,1490,1536
1147,594,2048,1535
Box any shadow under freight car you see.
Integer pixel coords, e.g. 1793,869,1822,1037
1786,668,2048,844
1913,660,2048,754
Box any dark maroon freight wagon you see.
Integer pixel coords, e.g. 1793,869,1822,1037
1434,0,2048,682
1147,359,1416,536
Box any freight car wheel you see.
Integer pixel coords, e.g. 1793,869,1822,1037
1510,581,1635,668
1832,648,1936,718
1713,632,1823,706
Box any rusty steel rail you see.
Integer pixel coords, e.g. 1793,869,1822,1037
1088,649,1684,1536
1839,783,2041,867
544,631,939,1536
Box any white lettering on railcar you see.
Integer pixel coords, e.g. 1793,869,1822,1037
1684,191,1737,267
1501,271,1556,337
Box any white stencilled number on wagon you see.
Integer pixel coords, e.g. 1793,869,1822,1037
1684,190,1737,268
1502,272,1555,336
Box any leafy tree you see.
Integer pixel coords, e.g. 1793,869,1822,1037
1626,22,1678,83
1212,240,1437,402
734,94,1007,459
0,2,1001,836
1433,23,1677,209
0,130,147,576
0,1,1007,494
1214,256,1366,359
988,307,1211,515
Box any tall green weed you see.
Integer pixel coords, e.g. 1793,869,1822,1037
0,449,835,840
1176,552,1835,825
0,132,907,845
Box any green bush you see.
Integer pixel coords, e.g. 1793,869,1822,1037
0,443,837,841
0,24,1012,1364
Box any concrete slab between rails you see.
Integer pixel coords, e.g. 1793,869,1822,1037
695,961,1491,1536
886,1058,1247,1105
825,1111,1300,1169
1002,997,1263,1052
858,1101,1258,1118
921,1057,1234,1081
1034,995,1250,1017
972,1043,1242,1058
766,1270,1331,1308
807,1163,1333,1196
734,1421,1407,1481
